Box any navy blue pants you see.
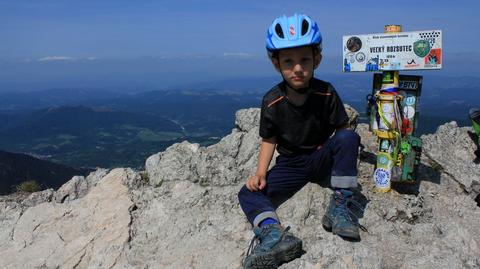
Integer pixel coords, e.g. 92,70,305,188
238,129,360,226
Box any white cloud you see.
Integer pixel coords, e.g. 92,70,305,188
223,52,254,58
37,56,75,62
153,54,213,61
36,56,98,62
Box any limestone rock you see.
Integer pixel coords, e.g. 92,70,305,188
22,188,55,207
422,121,480,198
0,168,134,269
344,104,359,129
235,107,261,132
145,109,262,187
54,168,109,203
131,110,479,268
1,108,480,269
54,175,87,203
146,141,201,186
85,168,110,187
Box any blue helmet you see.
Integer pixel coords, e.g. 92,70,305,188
266,14,322,58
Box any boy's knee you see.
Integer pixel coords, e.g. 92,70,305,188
334,129,360,145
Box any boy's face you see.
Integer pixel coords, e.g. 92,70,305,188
272,46,322,90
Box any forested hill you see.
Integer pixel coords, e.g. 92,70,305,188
0,150,89,195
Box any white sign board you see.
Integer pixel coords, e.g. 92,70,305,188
342,30,442,72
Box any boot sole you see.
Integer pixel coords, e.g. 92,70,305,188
244,235,303,269
332,228,360,240
322,215,332,231
322,216,360,240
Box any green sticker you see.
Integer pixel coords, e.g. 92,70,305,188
401,141,411,154
379,155,389,165
382,71,394,84
413,40,431,58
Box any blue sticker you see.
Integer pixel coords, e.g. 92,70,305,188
405,96,416,106
365,57,379,71
374,168,391,187
344,58,351,72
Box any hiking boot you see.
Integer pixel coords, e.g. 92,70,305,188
322,189,360,240
243,224,303,269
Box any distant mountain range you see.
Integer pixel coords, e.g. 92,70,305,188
0,75,477,169
0,106,187,168
0,150,89,195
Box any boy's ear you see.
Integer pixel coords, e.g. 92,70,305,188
314,53,322,69
271,57,281,73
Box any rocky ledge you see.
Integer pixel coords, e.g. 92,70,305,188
1,107,479,269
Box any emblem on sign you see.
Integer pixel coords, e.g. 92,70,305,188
346,36,362,52
356,52,366,62
413,40,431,58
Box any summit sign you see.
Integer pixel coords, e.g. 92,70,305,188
343,30,442,72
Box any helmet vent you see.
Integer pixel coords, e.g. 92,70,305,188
301,19,309,35
275,23,284,38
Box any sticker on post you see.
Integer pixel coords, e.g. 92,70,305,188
378,155,390,166
403,106,415,119
405,96,416,106
374,168,391,188
380,140,390,151
382,103,394,113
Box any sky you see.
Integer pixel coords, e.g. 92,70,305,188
1,0,479,91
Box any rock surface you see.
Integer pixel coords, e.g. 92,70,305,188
1,108,479,269
53,168,110,203
0,168,134,269
422,121,480,198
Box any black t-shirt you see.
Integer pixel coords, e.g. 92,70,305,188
259,78,349,155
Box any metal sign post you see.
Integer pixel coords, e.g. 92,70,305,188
343,26,443,192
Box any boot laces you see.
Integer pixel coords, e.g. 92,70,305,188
243,225,291,264
333,193,368,232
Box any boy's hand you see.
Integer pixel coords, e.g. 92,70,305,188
246,175,267,192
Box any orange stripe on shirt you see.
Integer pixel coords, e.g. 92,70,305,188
313,92,332,96
268,96,285,107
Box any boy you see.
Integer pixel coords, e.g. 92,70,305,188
238,14,362,268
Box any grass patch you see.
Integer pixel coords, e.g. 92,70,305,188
139,171,149,184
16,180,41,193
